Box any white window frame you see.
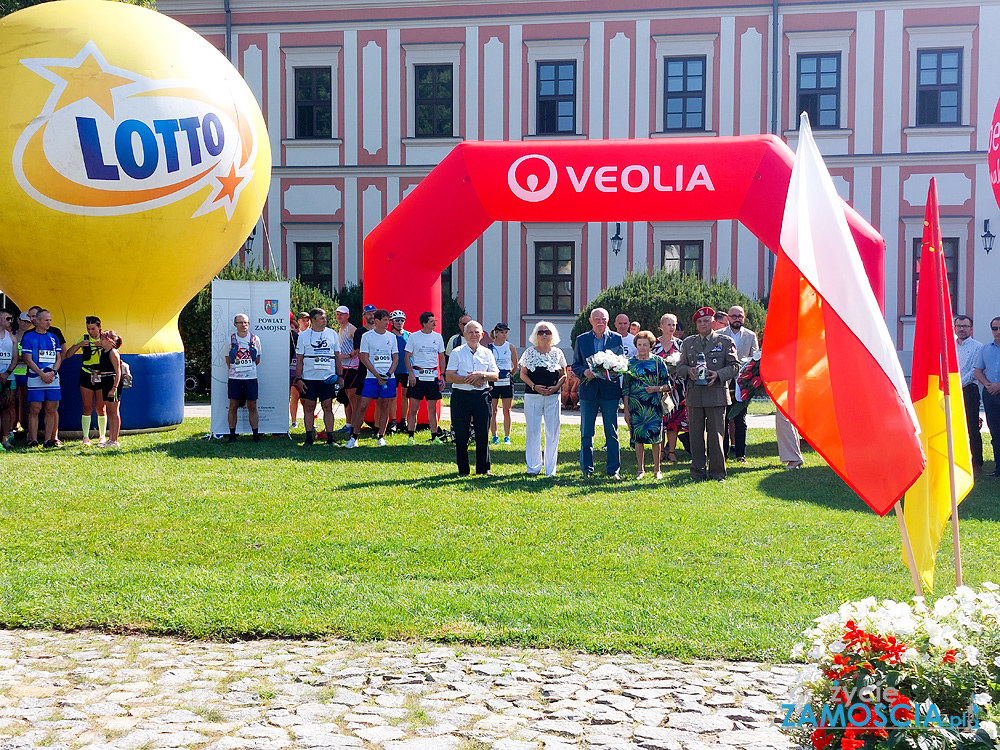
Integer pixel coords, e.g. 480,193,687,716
653,34,717,136
785,30,852,132
284,224,342,293
906,26,974,129
403,43,463,140
650,222,714,278
283,47,341,142
900,214,969,316
525,39,586,138
525,223,584,313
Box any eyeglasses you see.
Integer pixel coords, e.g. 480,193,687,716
992,326,1000,331
537,330,551,335
954,324,972,328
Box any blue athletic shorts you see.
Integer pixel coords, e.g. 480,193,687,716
361,376,396,399
27,387,60,402
228,378,259,402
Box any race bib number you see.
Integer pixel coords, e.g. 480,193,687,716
38,349,57,365
416,367,437,381
234,357,254,373
313,354,332,370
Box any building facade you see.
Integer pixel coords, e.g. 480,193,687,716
158,0,1000,366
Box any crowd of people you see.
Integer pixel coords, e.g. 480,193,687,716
275,302,791,481
0,306,124,450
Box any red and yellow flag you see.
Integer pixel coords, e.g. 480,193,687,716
902,177,974,592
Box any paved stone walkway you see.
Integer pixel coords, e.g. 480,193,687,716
0,630,799,750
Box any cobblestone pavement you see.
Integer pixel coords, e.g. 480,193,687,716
0,630,801,750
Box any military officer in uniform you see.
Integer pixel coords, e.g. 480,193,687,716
677,307,739,482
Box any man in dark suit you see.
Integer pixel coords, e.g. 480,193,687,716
572,307,624,479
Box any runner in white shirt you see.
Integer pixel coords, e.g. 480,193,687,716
404,311,446,445
488,323,518,446
224,314,262,443
346,309,398,448
294,308,339,446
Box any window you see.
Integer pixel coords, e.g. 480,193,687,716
414,64,453,138
797,53,840,129
295,67,332,139
912,237,959,313
661,241,703,276
296,242,333,296
916,49,961,126
663,57,706,131
535,242,574,313
536,62,576,135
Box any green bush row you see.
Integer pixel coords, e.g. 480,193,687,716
569,270,767,344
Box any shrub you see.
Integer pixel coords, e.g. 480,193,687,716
178,264,337,378
569,270,767,345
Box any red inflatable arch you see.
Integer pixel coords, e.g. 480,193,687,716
364,137,884,333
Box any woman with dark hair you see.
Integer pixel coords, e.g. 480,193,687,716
489,323,517,446
97,330,124,448
64,316,117,445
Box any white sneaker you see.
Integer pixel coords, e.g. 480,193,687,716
291,421,298,429
377,436,387,447
345,437,358,449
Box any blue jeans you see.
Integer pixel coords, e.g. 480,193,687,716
580,397,621,475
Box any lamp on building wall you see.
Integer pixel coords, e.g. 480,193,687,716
610,223,624,256
982,219,995,256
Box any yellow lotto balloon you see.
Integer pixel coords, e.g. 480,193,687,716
0,0,271,355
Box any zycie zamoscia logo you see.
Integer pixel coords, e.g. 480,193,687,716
13,41,256,218
507,154,558,202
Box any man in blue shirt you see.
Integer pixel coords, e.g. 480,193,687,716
973,315,1000,477
21,309,63,448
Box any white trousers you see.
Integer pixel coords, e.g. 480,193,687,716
524,393,561,476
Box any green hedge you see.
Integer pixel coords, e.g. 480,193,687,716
569,270,767,345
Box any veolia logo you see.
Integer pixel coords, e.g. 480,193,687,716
507,154,558,202
12,41,257,218
507,152,716,203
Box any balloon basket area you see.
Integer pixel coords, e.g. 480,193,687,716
58,351,185,433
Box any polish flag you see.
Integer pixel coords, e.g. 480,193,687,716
762,114,925,516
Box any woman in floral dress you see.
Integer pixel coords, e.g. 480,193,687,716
652,313,687,464
623,331,672,480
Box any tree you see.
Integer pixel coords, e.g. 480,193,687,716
1,0,154,16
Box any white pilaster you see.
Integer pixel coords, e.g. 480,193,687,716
362,41,383,156
587,222,603,302
589,22,605,138
881,10,903,153
634,19,650,139
481,223,503,332
719,17,736,137
387,29,401,165
739,28,762,135
484,37,505,141
344,30,358,165
716,220,733,280
267,33,280,159
508,25,522,140
880,166,900,342
855,11,875,153
345,177,359,282
608,32,630,139
466,26,480,140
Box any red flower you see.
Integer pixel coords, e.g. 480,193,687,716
943,649,956,664
811,727,836,750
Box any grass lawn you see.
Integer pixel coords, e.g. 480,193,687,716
0,417,996,661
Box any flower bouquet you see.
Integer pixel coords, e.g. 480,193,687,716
728,351,763,419
785,585,1000,750
587,351,630,380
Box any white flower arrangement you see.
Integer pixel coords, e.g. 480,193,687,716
786,584,1000,750
587,351,630,379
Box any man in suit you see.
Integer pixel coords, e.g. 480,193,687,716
572,307,624,479
677,306,739,482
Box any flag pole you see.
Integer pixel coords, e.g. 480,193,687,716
895,501,924,597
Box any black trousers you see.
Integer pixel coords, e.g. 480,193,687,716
963,382,983,468
984,387,1000,466
724,384,747,458
452,388,492,475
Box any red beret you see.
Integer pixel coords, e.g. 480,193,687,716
693,306,715,323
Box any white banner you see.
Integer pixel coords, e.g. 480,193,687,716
210,280,291,436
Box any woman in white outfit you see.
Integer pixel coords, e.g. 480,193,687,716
518,321,568,476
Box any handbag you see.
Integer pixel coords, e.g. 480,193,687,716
659,390,675,414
